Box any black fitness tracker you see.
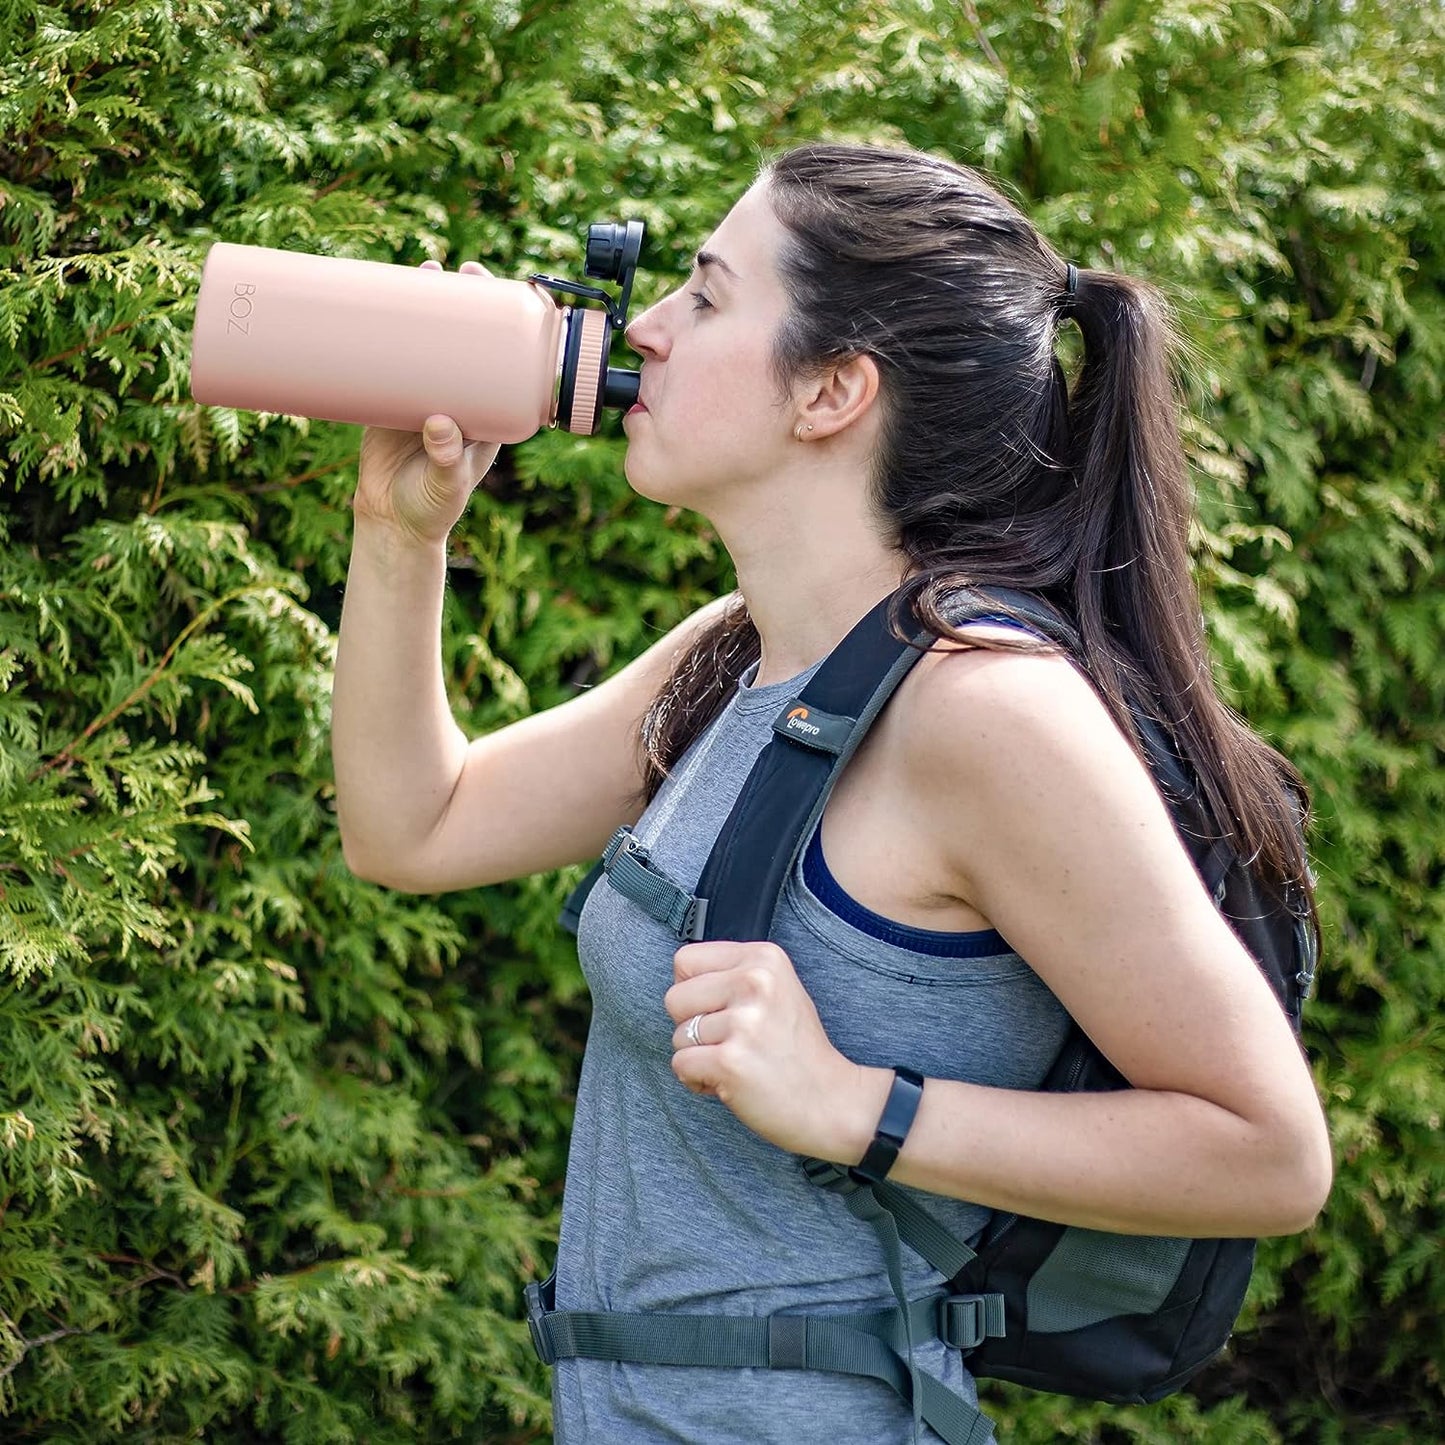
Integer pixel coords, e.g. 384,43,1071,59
852,1065,925,1184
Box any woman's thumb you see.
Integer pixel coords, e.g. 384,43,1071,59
422,414,464,468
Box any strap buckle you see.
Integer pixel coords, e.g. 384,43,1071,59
937,1293,1005,1352
802,1156,894,1196
1292,908,1319,1002
602,826,644,869
680,894,709,940
801,1157,860,1193
524,1280,557,1366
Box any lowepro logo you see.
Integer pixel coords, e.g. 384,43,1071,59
784,706,821,737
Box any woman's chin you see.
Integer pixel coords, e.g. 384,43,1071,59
622,452,682,506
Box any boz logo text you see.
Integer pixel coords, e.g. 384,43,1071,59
228,283,256,335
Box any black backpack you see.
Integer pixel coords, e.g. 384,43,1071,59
535,585,1318,1444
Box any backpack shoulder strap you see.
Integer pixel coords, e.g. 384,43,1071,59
561,584,1075,941
936,584,1080,650
693,590,930,941
696,584,1063,941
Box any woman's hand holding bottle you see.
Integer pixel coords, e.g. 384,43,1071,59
354,260,503,546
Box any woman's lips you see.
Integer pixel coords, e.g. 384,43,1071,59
626,403,648,416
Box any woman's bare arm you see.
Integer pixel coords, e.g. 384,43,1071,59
331,375,732,895
332,511,728,894
666,641,1331,1240
865,645,1333,1235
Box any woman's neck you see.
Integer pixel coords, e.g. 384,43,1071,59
720,488,909,686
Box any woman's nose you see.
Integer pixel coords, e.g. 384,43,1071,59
624,294,671,360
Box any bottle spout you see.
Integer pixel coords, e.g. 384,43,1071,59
602,366,640,411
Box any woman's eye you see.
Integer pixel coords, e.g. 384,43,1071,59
689,291,713,311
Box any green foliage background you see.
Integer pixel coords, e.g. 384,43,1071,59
1,0,1440,1439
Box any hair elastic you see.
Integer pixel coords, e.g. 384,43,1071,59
1060,263,1079,319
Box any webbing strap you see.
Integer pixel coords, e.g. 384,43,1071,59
537,1291,929,1369
600,826,705,939
873,1182,983,1283
527,1281,996,1445
843,1178,924,1442
803,1160,981,1282
796,1162,1005,1443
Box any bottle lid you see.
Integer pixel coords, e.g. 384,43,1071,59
557,308,610,434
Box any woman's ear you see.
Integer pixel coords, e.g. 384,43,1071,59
795,353,881,441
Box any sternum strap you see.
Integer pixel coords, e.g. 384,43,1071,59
599,826,707,939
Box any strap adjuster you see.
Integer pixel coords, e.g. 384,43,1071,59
524,1280,556,1366
603,827,645,868
681,894,709,940
801,1157,859,1193
601,826,706,940
937,1293,1005,1351
767,1314,808,1370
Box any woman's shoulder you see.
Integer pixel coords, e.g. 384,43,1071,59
903,627,1111,730
886,629,1196,967
892,629,1150,800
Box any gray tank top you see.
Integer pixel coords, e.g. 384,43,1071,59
554,658,1071,1443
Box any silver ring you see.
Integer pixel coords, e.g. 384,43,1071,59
684,1013,706,1047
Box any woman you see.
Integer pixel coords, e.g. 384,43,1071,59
332,143,1332,1442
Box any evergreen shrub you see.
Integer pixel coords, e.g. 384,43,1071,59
0,1,1439,1440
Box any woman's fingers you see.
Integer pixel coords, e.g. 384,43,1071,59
354,259,502,541
663,967,736,1027
670,1010,727,1053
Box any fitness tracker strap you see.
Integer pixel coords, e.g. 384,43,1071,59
853,1066,925,1184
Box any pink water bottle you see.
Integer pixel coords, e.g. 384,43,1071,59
190,222,644,443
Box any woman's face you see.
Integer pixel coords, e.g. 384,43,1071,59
621,183,799,508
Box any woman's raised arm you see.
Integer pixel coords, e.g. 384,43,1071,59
332,410,728,894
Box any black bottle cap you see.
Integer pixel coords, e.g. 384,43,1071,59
585,221,644,283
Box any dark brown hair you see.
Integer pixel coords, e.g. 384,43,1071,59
639,142,1313,911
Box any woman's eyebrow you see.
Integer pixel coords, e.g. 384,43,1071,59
694,249,740,282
